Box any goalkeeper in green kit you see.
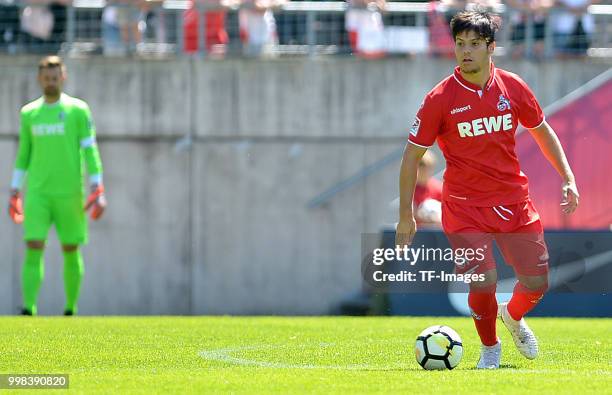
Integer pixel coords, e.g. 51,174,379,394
8,56,106,316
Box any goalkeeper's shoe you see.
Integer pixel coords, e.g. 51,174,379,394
20,308,33,316
498,302,539,359
84,184,106,220
9,192,24,224
476,340,501,369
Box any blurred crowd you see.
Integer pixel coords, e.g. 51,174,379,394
350,0,601,59
0,0,69,53
0,0,603,58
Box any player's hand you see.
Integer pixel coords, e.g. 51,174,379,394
84,184,107,220
561,181,579,214
8,189,24,224
395,217,417,249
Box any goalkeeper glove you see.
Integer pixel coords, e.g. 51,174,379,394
84,184,106,220
8,190,24,224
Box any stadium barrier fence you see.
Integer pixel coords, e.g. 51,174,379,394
0,1,610,58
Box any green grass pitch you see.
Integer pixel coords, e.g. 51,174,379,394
0,316,610,394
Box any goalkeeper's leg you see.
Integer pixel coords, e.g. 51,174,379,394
53,194,88,315
62,245,84,315
22,193,52,315
22,241,46,315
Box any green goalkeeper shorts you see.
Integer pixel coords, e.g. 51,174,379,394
24,193,88,245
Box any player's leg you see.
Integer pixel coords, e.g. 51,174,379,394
460,246,502,369
22,240,46,315
61,244,84,316
468,269,498,346
53,194,88,315
507,273,548,321
442,201,501,368
468,268,503,369
495,200,548,359
443,204,499,341
497,264,547,359
497,276,546,360
22,194,52,315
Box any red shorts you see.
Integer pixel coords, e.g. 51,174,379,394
442,199,549,276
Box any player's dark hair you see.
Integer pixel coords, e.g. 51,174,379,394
38,56,65,73
450,10,500,45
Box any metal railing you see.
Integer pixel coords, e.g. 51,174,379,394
0,1,610,57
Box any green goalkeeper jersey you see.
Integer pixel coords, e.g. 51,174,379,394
15,93,103,196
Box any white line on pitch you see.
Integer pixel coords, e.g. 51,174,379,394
199,343,412,370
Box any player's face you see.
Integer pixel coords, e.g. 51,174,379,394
454,31,494,74
38,66,65,98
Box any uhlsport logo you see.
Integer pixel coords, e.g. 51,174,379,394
469,308,482,320
497,94,511,112
451,105,471,115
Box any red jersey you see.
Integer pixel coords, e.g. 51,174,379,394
408,63,545,206
414,178,443,208
183,4,228,53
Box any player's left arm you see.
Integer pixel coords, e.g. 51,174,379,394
79,103,106,219
528,121,579,214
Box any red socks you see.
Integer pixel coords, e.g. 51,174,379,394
507,281,546,321
468,281,547,346
468,284,498,346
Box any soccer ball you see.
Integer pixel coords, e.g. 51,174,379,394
415,325,463,370
416,198,442,223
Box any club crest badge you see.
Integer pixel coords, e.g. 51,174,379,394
497,95,511,112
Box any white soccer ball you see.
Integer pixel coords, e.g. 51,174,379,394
416,198,442,224
415,325,463,370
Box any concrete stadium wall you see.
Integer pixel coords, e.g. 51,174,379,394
0,56,609,315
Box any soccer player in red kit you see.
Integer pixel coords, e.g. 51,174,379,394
396,11,579,369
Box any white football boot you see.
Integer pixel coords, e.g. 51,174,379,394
498,302,538,359
476,340,501,369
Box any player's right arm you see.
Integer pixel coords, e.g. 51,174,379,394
8,109,31,224
397,92,442,247
397,143,427,247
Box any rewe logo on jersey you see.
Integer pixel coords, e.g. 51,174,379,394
457,114,513,138
32,123,65,136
